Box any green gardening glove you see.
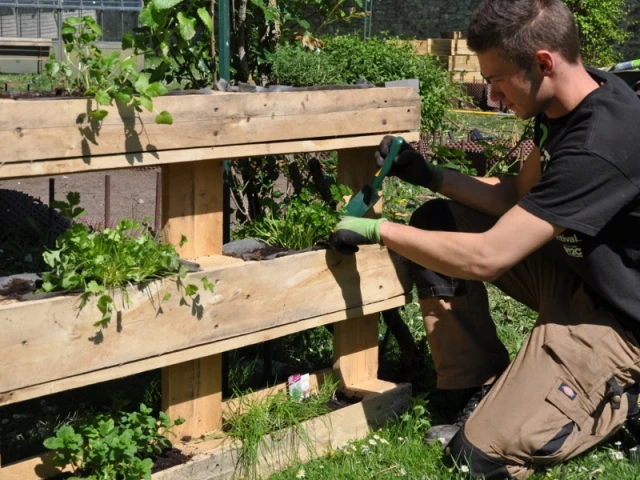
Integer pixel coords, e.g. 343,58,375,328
330,216,389,255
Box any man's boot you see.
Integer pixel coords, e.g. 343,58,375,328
425,384,493,448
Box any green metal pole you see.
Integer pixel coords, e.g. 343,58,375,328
218,0,231,244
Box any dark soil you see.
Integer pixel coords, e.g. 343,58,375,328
151,448,193,474
0,277,36,296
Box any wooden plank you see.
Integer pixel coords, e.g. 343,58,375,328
162,355,222,438
4,382,411,480
161,157,224,437
0,88,421,163
0,132,420,180
449,71,486,83
0,247,412,405
438,55,480,72
2,294,409,407
155,382,412,480
162,160,223,259
333,146,382,388
0,37,52,48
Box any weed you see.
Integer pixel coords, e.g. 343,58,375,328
224,374,340,478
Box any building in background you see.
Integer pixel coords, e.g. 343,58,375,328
0,0,143,74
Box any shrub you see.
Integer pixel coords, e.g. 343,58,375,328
270,34,461,132
564,0,630,67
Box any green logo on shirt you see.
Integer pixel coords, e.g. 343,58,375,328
539,123,549,149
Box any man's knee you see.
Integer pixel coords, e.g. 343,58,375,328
409,198,458,232
448,428,512,479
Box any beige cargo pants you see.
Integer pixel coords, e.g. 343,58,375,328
410,200,640,479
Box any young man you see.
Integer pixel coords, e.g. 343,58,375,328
330,0,640,478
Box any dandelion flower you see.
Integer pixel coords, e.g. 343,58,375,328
380,438,390,445
374,434,381,440
369,438,377,446
546,474,552,479
461,465,469,473
296,468,306,478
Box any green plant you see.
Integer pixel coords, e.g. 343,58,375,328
224,374,339,478
236,184,350,250
46,16,172,124
43,403,185,480
564,0,630,67
39,192,212,328
126,0,214,89
270,35,461,132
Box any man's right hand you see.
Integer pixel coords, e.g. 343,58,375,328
374,136,444,191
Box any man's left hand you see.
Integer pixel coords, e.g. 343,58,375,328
330,216,388,254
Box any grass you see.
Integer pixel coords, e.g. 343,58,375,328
0,72,55,92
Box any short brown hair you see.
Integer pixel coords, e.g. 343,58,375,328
467,0,581,69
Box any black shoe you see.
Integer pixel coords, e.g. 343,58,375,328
425,384,493,449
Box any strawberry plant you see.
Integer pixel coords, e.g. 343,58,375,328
39,192,213,328
43,403,184,480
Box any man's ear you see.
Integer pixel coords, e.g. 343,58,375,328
535,50,555,76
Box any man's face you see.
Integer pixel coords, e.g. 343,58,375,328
477,48,547,119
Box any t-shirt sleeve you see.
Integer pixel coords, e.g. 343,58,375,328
518,149,640,236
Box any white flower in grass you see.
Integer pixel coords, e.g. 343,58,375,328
399,467,407,476
373,434,381,440
380,438,390,445
351,444,358,451
296,468,306,478
615,441,622,447
460,465,470,473
369,438,377,446
361,445,371,454
397,437,404,442
613,451,624,460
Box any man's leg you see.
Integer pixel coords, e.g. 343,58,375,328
410,199,511,391
449,283,640,479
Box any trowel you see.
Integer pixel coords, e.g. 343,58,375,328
343,136,405,217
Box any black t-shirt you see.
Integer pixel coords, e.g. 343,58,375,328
519,67,640,326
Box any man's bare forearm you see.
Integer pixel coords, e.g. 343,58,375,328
438,168,520,217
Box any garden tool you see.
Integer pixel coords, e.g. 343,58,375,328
343,136,405,217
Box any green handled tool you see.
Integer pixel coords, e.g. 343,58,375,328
343,136,405,217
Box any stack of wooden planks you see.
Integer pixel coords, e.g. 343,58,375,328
405,32,485,83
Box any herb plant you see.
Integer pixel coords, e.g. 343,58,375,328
40,192,211,328
45,16,173,124
236,185,350,251
43,403,185,480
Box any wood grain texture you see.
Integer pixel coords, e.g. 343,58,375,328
0,133,420,180
0,88,421,163
0,247,411,403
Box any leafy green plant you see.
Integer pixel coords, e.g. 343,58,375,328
45,16,172,124
43,403,185,480
39,192,212,328
564,0,630,67
126,0,214,89
270,35,461,132
236,184,350,251
224,374,339,478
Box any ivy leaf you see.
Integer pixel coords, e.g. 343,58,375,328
89,109,109,121
155,111,173,125
145,82,167,97
134,73,149,94
152,0,183,10
139,94,153,112
138,6,157,27
184,284,198,297
297,18,311,30
94,90,112,106
197,7,213,32
112,87,133,104
87,280,104,294
122,33,134,50
177,12,196,41
64,16,83,26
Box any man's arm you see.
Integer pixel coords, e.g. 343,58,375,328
379,203,563,281
437,146,542,217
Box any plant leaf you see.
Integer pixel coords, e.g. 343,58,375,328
89,109,109,121
177,12,196,41
134,73,150,94
145,82,167,97
155,111,173,125
152,0,183,10
197,7,213,32
94,89,112,106
139,94,153,112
